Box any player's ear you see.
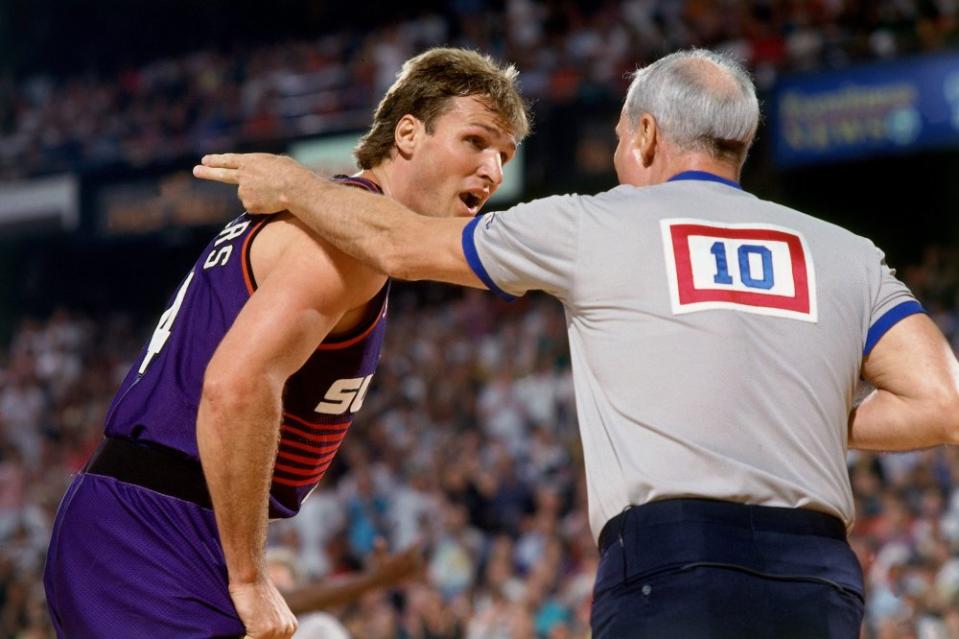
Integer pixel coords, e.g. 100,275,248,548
635,113,657,168
394,114,423,159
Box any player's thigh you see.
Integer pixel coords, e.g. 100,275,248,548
591,564,863,639
44,473,245,639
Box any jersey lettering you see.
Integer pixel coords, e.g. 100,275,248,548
201,220,250,269
203,245,233,270
314,374,374,415
214,220,250,246
661,219,817,322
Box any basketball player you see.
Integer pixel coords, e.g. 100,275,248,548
44,47,528,639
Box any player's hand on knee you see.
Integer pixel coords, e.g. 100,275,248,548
230,576,298,638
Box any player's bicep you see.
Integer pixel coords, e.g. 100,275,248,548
207,237,359,387
209,289,333,389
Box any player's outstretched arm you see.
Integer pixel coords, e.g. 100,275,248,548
193,153,484,288
849,313,959,451
197,217,382,638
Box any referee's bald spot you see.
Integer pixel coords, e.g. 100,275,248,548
677,58,743,99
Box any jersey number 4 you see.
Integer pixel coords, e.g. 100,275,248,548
139,271,195,375
139,219,251,375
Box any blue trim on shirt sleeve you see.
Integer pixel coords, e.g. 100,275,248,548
461,215,517,302
864,300,925,356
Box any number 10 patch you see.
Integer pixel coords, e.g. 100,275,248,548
660,219,817,322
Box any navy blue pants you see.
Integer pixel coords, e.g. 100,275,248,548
590,499,864,639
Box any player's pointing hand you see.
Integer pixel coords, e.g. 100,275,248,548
194,153,316,214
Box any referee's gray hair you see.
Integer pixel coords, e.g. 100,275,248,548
624,49,759,163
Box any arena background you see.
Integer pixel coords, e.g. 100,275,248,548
1,1,958,637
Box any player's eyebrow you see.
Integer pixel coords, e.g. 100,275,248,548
469,122,518,152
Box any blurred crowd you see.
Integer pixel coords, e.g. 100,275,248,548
1,243,958,638
2,0,959,179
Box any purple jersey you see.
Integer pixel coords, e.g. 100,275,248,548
104,176,387,518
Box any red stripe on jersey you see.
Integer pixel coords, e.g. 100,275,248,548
279,437,343,455
274,459,332,477
277,448,335,465
282,412,351,430
281,422,350,443
241,220,269,295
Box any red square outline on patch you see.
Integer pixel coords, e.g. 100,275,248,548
670,224,811,314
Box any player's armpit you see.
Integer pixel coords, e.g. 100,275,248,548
849,313,959,451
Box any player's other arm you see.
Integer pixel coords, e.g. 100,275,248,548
194,153,482,288
284,543,423,614
197,218,381,637
849,313,959,451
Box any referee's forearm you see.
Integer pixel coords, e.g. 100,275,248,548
288,178,478,286
289,178,421,278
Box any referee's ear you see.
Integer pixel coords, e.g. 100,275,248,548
636,113,658,168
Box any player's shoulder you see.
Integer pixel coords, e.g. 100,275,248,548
253,212,321,248
250,213,386,300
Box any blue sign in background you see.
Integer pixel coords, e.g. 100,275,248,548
771,52,959,167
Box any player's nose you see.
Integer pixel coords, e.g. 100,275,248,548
477,150,504,188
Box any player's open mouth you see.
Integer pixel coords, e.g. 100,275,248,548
459,192,483,215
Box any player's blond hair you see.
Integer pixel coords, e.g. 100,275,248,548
355,48,531,169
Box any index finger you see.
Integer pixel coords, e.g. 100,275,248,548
193,164,240,184
201,153,243,168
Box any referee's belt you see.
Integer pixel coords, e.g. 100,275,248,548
83,437,213,510
597,498,847,554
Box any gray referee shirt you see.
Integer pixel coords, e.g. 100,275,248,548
461,171,923,541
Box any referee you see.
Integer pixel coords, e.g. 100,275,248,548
195,49,959,638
